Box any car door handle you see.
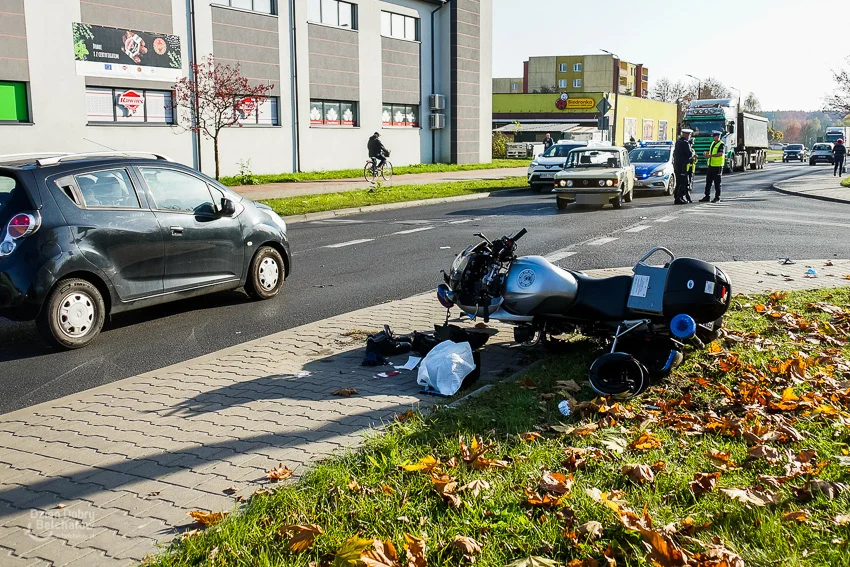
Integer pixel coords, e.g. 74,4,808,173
170,226,184,236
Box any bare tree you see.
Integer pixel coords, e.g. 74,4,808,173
825,57,850,116
173,55,274,179
742,92,762,114
651,77,687,104
700,77,731,100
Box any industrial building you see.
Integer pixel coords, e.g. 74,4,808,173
0,0,493,177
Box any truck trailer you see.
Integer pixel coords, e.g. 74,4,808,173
682,98,769,173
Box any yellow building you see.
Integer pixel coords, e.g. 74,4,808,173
493,54,649,98
492,92,675,147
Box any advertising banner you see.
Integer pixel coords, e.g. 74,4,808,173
72,22,182,82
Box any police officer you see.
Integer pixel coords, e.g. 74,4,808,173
701,131,724,203
673,128,694,204
686,138,697,202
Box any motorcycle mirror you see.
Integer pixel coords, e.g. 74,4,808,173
473,232,492,244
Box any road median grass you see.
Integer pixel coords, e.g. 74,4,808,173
221,159,531,187
766,150,784,163
262,177,527,217
147,288,850,567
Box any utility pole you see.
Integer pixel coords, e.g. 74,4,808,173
601,49,620,145
686,74,702,100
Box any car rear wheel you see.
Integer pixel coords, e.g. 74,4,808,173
37,278,106,350
246,246,285,300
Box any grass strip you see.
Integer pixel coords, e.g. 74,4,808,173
148,287,850,566
221,159,531,187
262,177,527,217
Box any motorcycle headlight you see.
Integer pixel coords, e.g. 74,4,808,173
606,179,614,187
566,180,573,187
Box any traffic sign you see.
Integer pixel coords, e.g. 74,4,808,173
596,97,612,115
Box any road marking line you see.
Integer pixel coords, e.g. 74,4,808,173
655,215,676,222
683,211,850,229
393,226,435,235
587,237,619,246
449,219,474,224
545,250,577,262
624,225,651,233
325,238,374,248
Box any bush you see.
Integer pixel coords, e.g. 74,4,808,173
492,132,509,159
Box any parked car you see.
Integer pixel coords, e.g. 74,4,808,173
783,144,807,162
809,143,834,166
628,142,675,196
0,152,292,349
527,140,588,192
552,147,635,210
769,143,785,151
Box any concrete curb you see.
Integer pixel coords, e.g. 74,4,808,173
282,187,527,224
771,181,850,205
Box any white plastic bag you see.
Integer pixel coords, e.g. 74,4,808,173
416,340,476,396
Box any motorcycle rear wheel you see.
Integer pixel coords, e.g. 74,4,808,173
588,352,648,399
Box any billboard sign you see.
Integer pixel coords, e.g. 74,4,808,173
72,23,182,82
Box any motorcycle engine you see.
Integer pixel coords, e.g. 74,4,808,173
447,244,504,317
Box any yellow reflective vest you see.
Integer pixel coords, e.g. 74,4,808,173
708,141,725,168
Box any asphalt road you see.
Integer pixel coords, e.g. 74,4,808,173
1,162,844,413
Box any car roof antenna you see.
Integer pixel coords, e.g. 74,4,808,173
84,138,129,156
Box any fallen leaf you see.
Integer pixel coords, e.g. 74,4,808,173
334,535,373,567
279,524,323,552
518,378,538,390
222,486,238,495
539,472,573,495
833,514,850,526
689,472,721,495
719,487,780,506
506,557,561,567
525,488,563,508
572,423,600,437
55,503,66,509
361,539,400,567
576,521,603,540
521,431,544,442
266,463,295,481
404,534,427,567
381,484,394,495
147,491,160,497
459,479,490,498
621,463,655,485
472,456,509,470
395,410,417,423
556,380,582,393
451,535,482,556
401,456,441,473
601,436,628,454
347,479,362,492
187,510,227,526
782,510,812,523
747,445,781,463
333,388,359,397
705,450,738,470
796,480,848,501
628,431,663,451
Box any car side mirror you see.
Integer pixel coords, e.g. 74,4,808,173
220,198,236,217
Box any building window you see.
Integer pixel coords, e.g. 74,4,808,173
559,63,567,73
511,83,519,91
85,87,174,124
574,63,582,72
558,79,567,89
236,96,280,126
212,0,275,15
0,81,29,123
381,11,419,41
310,99,357,126
573,79,582,88
382,104,419,127
658,120,669,141
308,0,356,29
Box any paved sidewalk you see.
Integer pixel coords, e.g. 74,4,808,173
774,172,850,204
1,260,850,566
231,167,528,201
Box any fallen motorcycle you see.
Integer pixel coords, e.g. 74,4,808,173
436,229,731,398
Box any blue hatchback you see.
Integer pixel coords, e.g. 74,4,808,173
629,143,675,196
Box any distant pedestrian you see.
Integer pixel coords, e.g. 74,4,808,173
673,128,695,204
833,138,847,177
701,131,725,203
543,133,554,150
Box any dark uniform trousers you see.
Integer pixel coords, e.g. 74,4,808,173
705,166,722,199
674,168,689,201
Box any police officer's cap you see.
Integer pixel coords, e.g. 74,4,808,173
681,128,693,134
712,130,722,136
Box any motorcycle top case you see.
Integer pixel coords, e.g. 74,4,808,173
662,258,731,323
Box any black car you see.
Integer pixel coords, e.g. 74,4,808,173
0,152,292,349
783,144,807,162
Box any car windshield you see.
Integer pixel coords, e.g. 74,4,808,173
542,144,582,158
682,120,725,136
0,175,21,216
565,150,621,169
629,148,670,163
786,145,803,150
813,144,832,151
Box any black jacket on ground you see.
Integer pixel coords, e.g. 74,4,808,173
673,137,694,170
368,136,387,158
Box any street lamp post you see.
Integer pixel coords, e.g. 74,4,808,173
685,74,702,99
601,49,620,145
729,86,741,107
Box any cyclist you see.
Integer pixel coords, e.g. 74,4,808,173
367,132,389,174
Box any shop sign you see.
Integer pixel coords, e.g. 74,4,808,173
555,94,596,110
72,22,182,81
118,90,145,115
237,97,256,117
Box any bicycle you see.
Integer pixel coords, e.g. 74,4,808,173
364,154,393,184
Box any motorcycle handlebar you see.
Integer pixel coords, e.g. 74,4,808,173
513,228,527,241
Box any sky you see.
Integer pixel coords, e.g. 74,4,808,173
492,0,849,111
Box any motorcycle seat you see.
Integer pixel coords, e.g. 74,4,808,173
566,273,632,321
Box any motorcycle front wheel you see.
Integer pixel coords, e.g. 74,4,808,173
588,352,648,399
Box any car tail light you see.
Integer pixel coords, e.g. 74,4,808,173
7,213,39,239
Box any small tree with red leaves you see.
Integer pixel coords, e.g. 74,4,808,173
173,55,274,179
